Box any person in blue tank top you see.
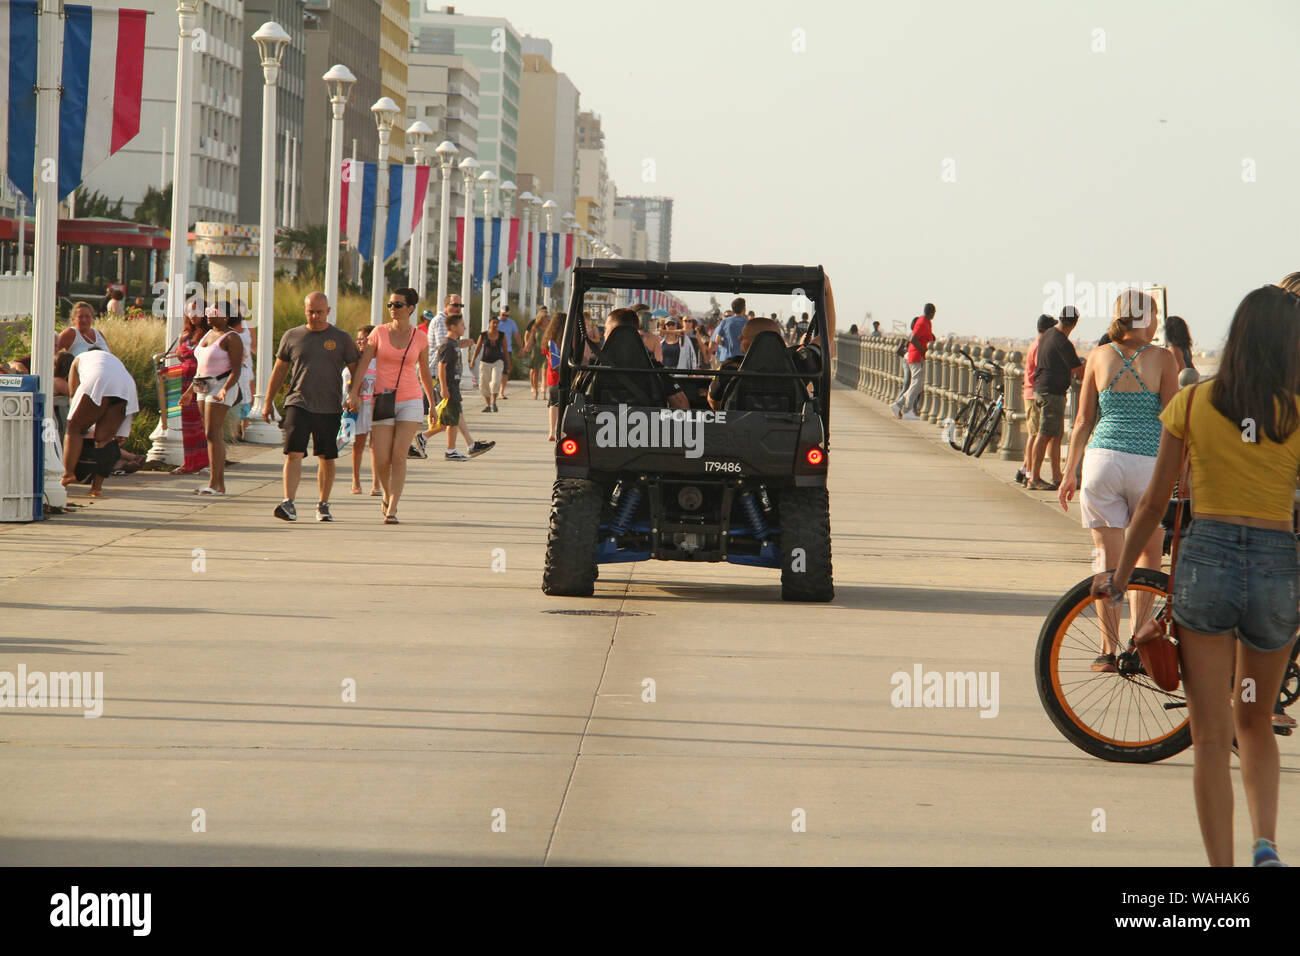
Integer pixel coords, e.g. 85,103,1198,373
1058,290,1179,672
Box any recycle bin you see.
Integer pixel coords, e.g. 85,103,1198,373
0,372,45,521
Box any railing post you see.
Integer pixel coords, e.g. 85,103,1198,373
938,342,954,424
921,341,940,422
1001,348,1026,461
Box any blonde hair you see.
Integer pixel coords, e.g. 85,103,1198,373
1108,290,1157,342
1279,272,1300,295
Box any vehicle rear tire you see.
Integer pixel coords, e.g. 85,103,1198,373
542,478,603,596
779,486,834,602
949,398,982,451
971,408,1003,458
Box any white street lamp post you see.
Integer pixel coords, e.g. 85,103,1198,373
541,200,557,310
405,121,431,300
477,169,497,336
516,191,533,318
528,194,543,319
434,141,458,309
369,97,400,326
561,211,577,311
323,64,356,321
458,157,479,329
244,20,292,445
31,0,65,505
497,180,514,314
146,0,201,465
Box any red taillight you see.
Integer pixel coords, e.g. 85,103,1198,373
806,447,824,466
561,438,579,456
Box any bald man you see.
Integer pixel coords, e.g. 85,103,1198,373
262,292,360,522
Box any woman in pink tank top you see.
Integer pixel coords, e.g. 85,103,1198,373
180,301,244,496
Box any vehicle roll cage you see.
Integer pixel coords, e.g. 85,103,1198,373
559,259,832,431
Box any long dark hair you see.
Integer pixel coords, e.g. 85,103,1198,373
1210,286,1300,444
1165,314,1191,350
544,311,565,347
391,287,418,308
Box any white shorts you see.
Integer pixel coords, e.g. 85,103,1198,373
1079,447,1157,529
193,375,240,406
371,397,424,426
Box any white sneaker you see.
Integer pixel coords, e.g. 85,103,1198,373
902,411,922,420
889,402,903,419
444,449,469,462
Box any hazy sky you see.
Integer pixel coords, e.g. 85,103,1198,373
461,0,1299,345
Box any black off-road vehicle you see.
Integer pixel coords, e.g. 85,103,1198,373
541,260,833,601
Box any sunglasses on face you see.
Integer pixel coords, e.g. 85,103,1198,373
387,302,408,309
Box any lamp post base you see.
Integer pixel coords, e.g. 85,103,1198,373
145,417,184,466
42,430,66,510
242,416,283,445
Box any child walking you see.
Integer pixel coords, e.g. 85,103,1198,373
424,314,495,461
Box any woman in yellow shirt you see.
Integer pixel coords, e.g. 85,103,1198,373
1099,284,1300,867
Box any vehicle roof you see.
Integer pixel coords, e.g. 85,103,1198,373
571,259,824,295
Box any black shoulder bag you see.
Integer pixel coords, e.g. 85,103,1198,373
372,327,414,421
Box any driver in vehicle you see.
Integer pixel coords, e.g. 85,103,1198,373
707,316,784,409
602,308,690,410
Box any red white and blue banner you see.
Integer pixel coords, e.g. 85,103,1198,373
453,216,520,290
1,1,146,202
340,159,432,261
537,232,574,288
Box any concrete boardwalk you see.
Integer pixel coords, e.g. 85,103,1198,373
0,383,1284,865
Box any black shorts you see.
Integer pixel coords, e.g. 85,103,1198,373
546,385,560,407
283,406,341,459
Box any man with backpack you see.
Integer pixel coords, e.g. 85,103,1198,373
890,303,936,420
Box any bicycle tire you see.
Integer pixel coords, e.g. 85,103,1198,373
971,408,1003,458
1035,567,1192,763
949,398,982,451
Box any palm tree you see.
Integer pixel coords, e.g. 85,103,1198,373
277,225,328,280
132,184,171,228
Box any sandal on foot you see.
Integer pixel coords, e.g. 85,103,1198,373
384,514,399,525
1091,654,1117,673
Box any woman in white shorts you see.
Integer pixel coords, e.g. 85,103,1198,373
1058,290,1178,671
181,302,244,496
344,288,437,524
61,349,138,493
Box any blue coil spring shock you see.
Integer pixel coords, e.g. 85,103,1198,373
739,492,769,540
610,487,642,535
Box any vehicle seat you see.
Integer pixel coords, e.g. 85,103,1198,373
586,324,668,407
724,330,804,412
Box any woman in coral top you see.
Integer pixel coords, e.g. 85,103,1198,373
344,287,437,524
1099,285,1300,867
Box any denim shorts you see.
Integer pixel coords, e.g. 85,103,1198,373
1172,519,1300,652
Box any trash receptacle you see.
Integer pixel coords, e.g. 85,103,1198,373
0,373,45,521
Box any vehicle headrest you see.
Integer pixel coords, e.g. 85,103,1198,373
740,330,792,370
600,324,649,367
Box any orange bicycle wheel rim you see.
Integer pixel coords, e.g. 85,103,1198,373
1048,582,1188,748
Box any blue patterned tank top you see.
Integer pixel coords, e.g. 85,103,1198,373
1087,344,1162,457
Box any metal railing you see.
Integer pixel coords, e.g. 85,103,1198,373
834,332,1081,461
0,272,34,320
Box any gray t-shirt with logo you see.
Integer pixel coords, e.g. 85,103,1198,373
276,325,360,413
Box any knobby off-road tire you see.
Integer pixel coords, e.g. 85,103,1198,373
542,478,603,596
1035,567,1191,763
971,408,1003,458
779,486,834,602
949,398,982,451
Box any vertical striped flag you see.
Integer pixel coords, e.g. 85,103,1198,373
339,159,431,262
1,1,147,202
452,216,520,288
536,233,575,288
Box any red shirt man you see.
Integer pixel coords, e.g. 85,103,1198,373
907,308,935,363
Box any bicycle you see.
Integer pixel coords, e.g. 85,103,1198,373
1035,514,1300,762
948,348,1000,453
